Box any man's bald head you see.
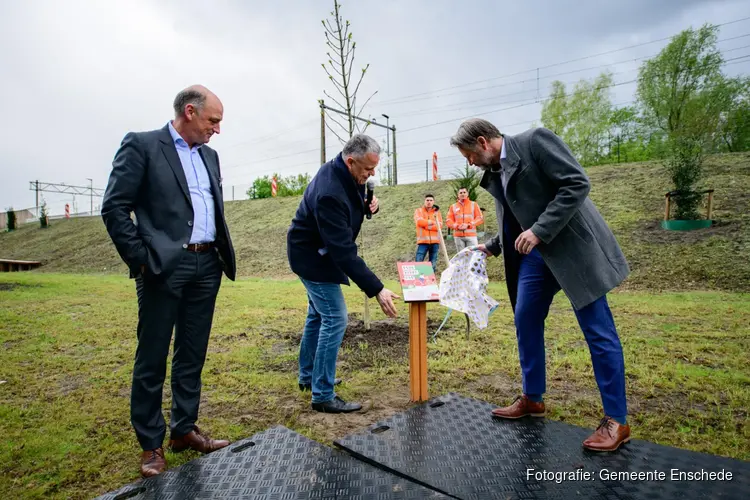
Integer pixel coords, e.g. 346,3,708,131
172,85,223,147
173,85,222,117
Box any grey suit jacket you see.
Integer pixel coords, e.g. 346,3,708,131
481,127,629,310
101,124,236,281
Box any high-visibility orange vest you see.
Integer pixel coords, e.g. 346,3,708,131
414,206,443,244
447,200,483,237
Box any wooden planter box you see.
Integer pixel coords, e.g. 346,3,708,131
662,189,714,231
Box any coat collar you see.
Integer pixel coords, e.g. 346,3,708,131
332,153,365,211
480,134,522,190
500,134,521,170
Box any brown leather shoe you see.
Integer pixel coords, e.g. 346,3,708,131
140,448,166,478
491,395,545,419
168,425,229,454
583,416,631,452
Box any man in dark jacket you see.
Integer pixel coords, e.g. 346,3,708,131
450,118,630,452
101,85,236,477
287,134,400,413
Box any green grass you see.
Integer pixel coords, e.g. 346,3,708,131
2,152,749,497
1,273,749,499
1,152,749,291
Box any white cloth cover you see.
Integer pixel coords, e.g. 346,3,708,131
438,248,499,329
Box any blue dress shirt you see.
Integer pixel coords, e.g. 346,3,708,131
168,121,216,244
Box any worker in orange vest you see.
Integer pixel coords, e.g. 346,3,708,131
413,194,443,273
447,187,484,253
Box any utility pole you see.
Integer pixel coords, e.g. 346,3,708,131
392,126,398,185
425,160,428,182
86,178,93,215
382,114,391,185
318,101,396,178
319,99,326,165
35,180,40,217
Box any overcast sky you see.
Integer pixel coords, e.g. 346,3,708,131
1,0,748,216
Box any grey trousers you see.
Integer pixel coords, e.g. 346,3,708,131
454,236,479,253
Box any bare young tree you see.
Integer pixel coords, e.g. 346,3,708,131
320,1,380,329
321,0,377,143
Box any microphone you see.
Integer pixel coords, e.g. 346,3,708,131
365,177,376,219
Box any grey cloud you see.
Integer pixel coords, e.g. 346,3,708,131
1,0,748,211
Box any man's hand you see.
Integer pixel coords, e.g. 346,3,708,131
472,244,493,256
427,220,435,229
369,195,379,215
515,229,541,255
376,288,400,318
459,223,468,230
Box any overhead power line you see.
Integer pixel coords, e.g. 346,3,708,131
396,39,750,117
220,35,750,173
223,51,750,181
218,24,750,166
220,17,750,185
373,16,750,106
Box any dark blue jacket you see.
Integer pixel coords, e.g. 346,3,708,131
287,153,383,298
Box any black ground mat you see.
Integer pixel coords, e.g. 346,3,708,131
95,425,448,499
333,393,749,499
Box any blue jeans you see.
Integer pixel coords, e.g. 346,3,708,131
416,243,440,272
298,279,348,404
515,248,627,419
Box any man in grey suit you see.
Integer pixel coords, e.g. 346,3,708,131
102,85,236,477
450,118,631,452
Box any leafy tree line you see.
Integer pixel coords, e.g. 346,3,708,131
541,23,750,219
245,173,312,199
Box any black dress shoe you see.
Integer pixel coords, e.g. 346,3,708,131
311,395,362,413
299,378,342,391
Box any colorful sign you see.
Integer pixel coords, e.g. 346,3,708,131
397,261,440,302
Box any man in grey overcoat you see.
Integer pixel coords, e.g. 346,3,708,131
450,118,630,452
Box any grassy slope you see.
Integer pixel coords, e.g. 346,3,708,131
1,152,749,291
0,273,748,499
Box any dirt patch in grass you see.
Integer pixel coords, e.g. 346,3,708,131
261,350,297,372
57,375,86,397
281,315,454,369
340,316,409,350
297,388,413,443
282,314,449,350
635,218,742,244
0,282,40,291
464,373,519,402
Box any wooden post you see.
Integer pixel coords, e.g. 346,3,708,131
409,301,429,402
706,191,714,220
363,294,370,330
403,217,445,401
664,194,671,221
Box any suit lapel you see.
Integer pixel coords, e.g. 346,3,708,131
199,148,224,216
159,127,192,206
199,147,219,184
